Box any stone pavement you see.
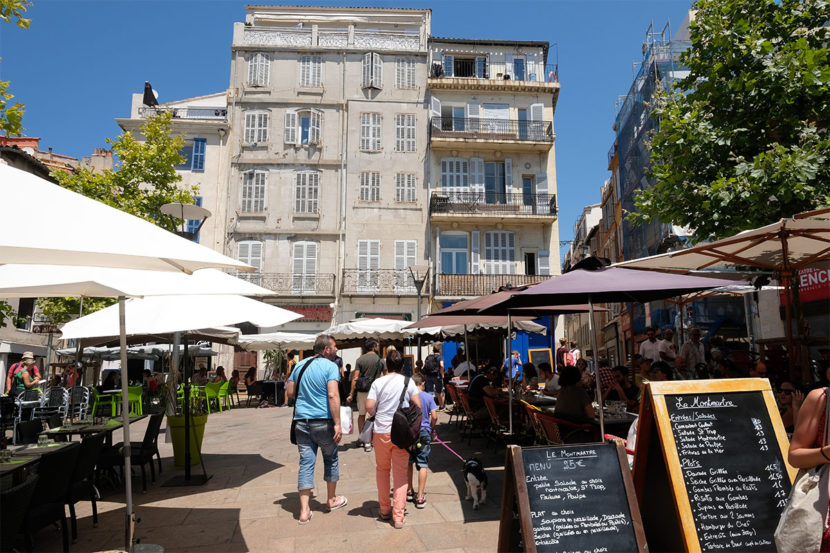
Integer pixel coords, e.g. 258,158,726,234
34,400,508,553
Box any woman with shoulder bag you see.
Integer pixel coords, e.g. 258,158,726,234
782,387,830,552
365,350,421,530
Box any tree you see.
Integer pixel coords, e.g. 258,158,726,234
0,0,30,136
37,111,196,323
632,0,830,242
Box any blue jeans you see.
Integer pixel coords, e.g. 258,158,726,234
295,419,339,491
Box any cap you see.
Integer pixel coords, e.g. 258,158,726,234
21,351,34,360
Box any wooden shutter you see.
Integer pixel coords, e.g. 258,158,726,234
284,110,297,144
470,231,480,275
244,113,256,144
431,97,441,118
373,53,383,88
470,157,485,196
191,139,206,171
442,54,453,77
362,52,371,87
530,103,544,121
396,57,404,87
248,54,257,84
538,250,551,276
300,56,309,86
504,158,513,202
310,111,321,144
312,56,321,86
476,56,486,78
504,54,513,78
467,102,480,132
535,173,549,213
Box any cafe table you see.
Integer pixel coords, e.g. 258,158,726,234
41,415,148,446
0,441,75,487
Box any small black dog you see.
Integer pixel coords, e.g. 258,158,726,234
463,458,488,509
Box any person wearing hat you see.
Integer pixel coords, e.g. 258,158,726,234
5,352,38,397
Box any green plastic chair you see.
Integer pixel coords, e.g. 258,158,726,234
127,386,143,416
204,383,222,414
218,381,231,411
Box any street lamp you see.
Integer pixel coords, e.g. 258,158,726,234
408,266,430,361
160,202,212,241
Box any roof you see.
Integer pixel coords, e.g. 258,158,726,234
160,91,228,107
0,146,57,182
246,5,430,13
430,36,549,59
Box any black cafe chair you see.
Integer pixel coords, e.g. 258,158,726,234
23,441,81,553
66,432,105,542
103,413,164,493
0,473,38,553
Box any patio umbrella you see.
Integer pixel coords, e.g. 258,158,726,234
477,264,737,437
324,318,414,342
238,331,317,352
612,209,830,370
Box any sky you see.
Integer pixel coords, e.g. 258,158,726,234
1,0,691,260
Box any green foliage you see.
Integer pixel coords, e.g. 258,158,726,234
0,300,15,328
38,112,196,324
633,0,830,242
0,0,30,136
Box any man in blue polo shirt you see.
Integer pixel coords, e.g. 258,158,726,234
502,350,523,382
286,334,347,525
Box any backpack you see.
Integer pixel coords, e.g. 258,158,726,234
422,354,441,377
566,352,575,366
390,375,422,449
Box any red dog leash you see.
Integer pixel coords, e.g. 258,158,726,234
431,432,466,462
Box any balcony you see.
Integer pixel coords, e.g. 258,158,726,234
430,191,557,223
138,106,228,121
341,269,430,296
237,273,336,296
436,274,547,298
430,117,553,151
428,62,560,95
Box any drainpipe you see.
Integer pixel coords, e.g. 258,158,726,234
334,51,348,325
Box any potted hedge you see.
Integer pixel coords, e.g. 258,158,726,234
162,379,209,467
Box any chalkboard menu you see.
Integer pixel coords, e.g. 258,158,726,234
528,348,553,371
633,379,796,553
664,392,790,552
498,443,646,553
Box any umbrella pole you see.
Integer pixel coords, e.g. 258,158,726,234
183,331,191,481
118,296,135,552
588,297,604,441
507,313,513,435
464,325,471,381
679,300,685,346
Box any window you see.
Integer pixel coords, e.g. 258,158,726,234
292,241,318,293
395,114,416,152
513,57,526,81
395,173,416,202
357,239,380,290
175,138,206,172
485,162,505,203
396,57,415,88
442,55,487,78
439,233,468,275
241,171,266,212
440,158,468,188
15,298,34,331
300,55,322,87
362,52,383,89
248,52,270,86
394,240,417,291
359,172,381,202
285,109,321,145
237,240,263,279
185,196,203,243
244,111,269,144
484,231,515,274
295,171,320,213
360,113,382,151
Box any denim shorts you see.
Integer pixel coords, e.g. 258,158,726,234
294,418,339,490
408,429,432,470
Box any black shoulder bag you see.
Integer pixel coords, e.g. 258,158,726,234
289,357,316,445
390,375,422,450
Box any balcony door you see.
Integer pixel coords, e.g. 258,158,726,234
357,239,380,291
485,162,505,204
484,231,515,275
482,103,509,134
439,233,468,275
292,241,317,293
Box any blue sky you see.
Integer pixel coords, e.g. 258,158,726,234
1,0,691,259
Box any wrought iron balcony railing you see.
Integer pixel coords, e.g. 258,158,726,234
430,62,559,83
431,117,553,142
430,191,557,217
437,274,547,297
341,269,431,296
236,272,336,295
138,106,228,120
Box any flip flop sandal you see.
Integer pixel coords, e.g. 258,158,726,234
298,512,313,525
327,496,348,512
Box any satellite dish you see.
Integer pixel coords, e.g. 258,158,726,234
153,89,159,100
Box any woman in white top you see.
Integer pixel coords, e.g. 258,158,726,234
365,350,422,529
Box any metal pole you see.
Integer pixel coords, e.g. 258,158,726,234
464,325,471,381
183,332,192,481
588,297,604,440
118,297,135,552
507,312,513,435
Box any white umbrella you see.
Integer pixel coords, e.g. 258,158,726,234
60,295,301,340
238,331,317,351
408,319,547,338
325,317,414,341
0,164,251,273
0,266,272,298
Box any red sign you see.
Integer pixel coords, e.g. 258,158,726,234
283,305,333,322
780,267,830,304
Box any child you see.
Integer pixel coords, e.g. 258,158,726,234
407,373,438,509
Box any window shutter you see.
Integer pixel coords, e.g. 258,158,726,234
284,110,297,144
476,56,486,78
310,111,321,144
191,138,206,171
430,97,441,118
442,54,453,77
395,240,406,270
261,54,270,85
373,52,383,88
238,242,249,263
467,102,480,132
244,113,255,144
507,232,516,273
504,54,513,78
362,52,371,87
370,240,380,270
300,56,309,86
530,103,544,121
504,158,513,201
248,54,257,84
306,243,317,275
396,57,404,88
358,240,368,271
313,56,321,86
292,242,304,275
535,173,549,213
471,231,480,275
470,157,485,196
538,250,551,276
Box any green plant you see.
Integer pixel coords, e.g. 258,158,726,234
263,348,287,379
